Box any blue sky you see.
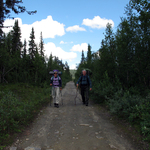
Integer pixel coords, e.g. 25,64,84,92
3,0,130,69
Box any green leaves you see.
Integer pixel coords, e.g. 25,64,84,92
74,0,150,142
0,84,50,145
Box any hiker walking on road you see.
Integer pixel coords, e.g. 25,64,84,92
76,70,92,106
50,70,62,108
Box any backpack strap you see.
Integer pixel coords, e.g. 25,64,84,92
57,75,60,82
87,75,89,86
52,75,60,82
80,75,83,82
80,75,89,85
52,76,54,81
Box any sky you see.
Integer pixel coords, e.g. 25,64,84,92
3,0,130,70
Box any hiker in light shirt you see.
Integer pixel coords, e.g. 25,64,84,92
50,70,62,108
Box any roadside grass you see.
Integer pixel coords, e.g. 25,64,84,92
94,104,150,150
0,83,51,149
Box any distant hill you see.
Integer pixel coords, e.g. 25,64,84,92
70,69,77,80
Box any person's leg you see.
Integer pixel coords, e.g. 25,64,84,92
55,87,60,108
81,86,85,104
85,86,89,106
52,87,56,106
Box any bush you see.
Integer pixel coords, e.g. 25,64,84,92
106,88,150,142
0,84,50,146
90,72,120,104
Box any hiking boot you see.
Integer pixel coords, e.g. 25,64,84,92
56,104,59,108
86,103,88,106
54,103,56,107
83,101,85,105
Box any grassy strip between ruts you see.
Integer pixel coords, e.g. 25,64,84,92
0,83,51,149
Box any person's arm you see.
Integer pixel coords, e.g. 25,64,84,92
76,76,81,87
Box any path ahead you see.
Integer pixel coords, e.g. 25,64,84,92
10,81,136,150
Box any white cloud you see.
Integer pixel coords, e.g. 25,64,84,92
70,43,88,52
3,16,65,43
45,42,77,61
82,16,114,29
60,41,64,44
70,64,77,70
60,41,67,44
66,25,86,32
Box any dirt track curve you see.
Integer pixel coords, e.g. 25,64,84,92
9,81,137,150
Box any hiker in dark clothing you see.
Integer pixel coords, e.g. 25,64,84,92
76,70,92,106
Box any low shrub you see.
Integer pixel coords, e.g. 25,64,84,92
0,84,50,146
101,85,150,142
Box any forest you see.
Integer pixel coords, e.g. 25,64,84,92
0,0,72,147
75,0,150,143
0,0,150,148
0,21,72,147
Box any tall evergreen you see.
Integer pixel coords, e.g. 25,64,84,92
23,39,27,58
99,23,116,81
11,20,22,82
87,44,92,64
28,27,36,60
81,50,85,64
115,19,135,87
39,32,44,57
0,0,4,39
11,20,22,58
48,53,53,71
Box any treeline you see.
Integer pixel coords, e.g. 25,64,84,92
0,14,72,148
0,1,72,147
75,0,150,142
0,20,72,86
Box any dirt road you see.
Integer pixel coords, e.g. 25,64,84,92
10,81,137,150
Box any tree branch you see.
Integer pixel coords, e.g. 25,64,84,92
0,25,13,28
3,67,15,76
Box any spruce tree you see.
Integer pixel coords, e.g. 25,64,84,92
11,20,22,58
48,53,53,71
101,23,116,79
11,20,22,82
23,39,27,58
81,50,85,64
86,44,92,69
28,27,36,60
39,32,44,57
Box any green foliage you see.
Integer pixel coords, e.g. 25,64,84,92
0,19,72,87
81,50,85,64
0,22,71,146
106,90,150,141
74,0,150,143
39,32,45,57
0,84,50,145
29,27,36,60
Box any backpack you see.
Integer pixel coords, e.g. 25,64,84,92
49,69,62,83
49,70,62,75
51,75,60,82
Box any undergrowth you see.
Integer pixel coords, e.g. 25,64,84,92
0,83,51,148
90,72,150,144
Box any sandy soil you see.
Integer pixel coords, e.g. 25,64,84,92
9,81,141,150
